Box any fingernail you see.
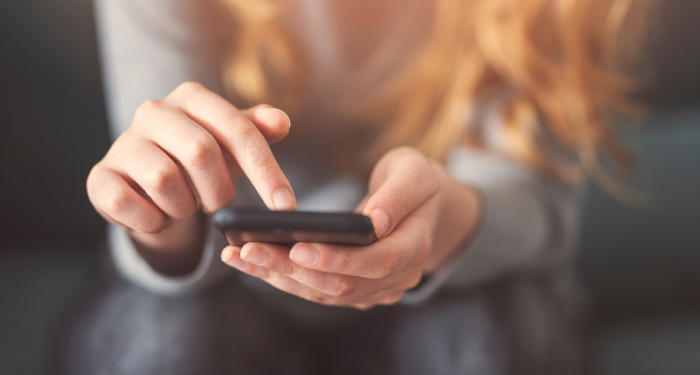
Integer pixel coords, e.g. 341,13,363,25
290,243,319,265
257,107,278,124
225,248,248,269
221,247,234,262
370,208,390,239
241,245,267,266
270,108,291,128
258,108,291,129
273,188,296,211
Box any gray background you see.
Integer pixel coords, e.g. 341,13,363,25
1,0,699,374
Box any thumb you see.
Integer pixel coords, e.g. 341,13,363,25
362,148,439,239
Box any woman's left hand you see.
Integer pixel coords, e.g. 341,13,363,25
221,147,481,309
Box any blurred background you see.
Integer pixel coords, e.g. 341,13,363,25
0,0,699,374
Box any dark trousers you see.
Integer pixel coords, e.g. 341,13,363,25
57,278,508,375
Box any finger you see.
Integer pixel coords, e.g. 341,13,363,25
224,104,290,188
130,100,234,213
238,242,384,298
105,138,198,221
363,147,439,238
222,246,404,308
239,104,291,144
87,165,169,233
221,246,405,310
220,104,291,184
289,200,436,279
223,151,244,183
220,246,347,307
351,291,404,310
167,82,296,211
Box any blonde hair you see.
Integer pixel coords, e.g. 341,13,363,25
218,0,649,194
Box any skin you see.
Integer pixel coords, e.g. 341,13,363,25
87,82,481,308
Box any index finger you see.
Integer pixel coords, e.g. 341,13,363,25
167,82,296,211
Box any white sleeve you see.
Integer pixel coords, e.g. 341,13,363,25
108,216,234,295
401,114,581,304
95,0,235,293
95,0,229,138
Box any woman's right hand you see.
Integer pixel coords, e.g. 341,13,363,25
86,82,295,272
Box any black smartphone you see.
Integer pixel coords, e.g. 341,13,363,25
213,208,375,246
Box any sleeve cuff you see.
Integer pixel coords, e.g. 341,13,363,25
108,215,234,295
399,189,487,305
400,146,575,305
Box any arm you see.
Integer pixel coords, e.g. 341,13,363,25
401,145,580,303
93,0,295,294
95,0,229,292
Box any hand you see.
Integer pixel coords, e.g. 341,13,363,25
221,147,481,309
87,82,296,273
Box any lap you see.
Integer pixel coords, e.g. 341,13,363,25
389,297,507,375
58,280,306,375
58,279,508,375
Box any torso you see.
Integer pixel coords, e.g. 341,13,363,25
271,0,433,172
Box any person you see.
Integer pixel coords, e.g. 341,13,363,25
60,0,648,374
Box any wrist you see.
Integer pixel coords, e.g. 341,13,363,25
129,210,206,276
423,163,482,273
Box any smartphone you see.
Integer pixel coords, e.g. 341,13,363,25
213,207,375,247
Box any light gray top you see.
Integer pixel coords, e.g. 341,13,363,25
95,0,581,304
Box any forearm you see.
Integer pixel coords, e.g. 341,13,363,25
423,162,482,274
129,211,206,275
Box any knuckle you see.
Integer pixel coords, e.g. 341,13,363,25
333,252,353,275
143,166,179,194
378,249,401,279
329,280,354,298
175,81,205,96
103,188,131,216
229,118,258,144
249,151,277,177
133,100,163,123
183,134,219,168
254,267,272,280
278,260,296,276
109,134,128,151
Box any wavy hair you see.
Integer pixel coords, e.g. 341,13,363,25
218,0,649,196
